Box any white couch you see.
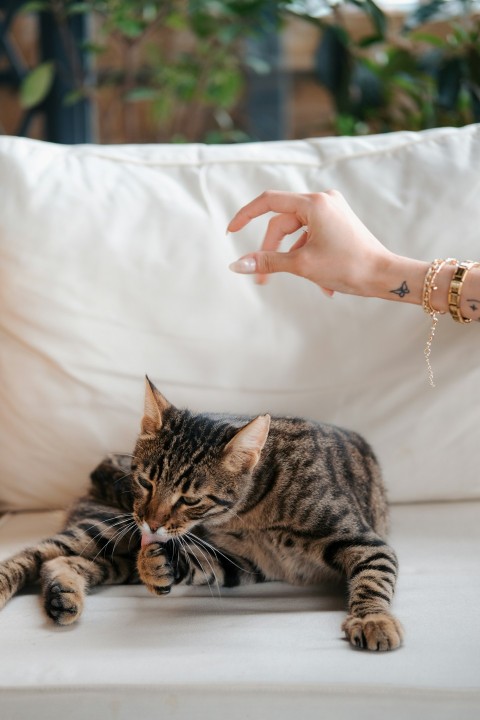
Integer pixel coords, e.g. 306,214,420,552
0,126,479,720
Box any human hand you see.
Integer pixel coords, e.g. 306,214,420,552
227,190,395,298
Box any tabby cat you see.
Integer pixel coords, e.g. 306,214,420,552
0,378,403,651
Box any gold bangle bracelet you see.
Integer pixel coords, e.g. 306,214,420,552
448,261,480,324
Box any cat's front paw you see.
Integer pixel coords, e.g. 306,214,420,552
44,580,84,625
342,613,404,652
40,558,87,625
137,543,174,596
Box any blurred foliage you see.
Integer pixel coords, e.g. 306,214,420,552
14,0,480,140
308,0,480,134
18,0,287,141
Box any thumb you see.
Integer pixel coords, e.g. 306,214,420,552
229,252,335,297
229,252,295,277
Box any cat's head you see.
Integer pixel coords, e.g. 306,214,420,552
131,378,270,545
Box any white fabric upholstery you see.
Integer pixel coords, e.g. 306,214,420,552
1,126,480,511
1,503,479,720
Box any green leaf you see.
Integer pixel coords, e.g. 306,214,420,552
335,113,358,136
315,26,353,113
448,24,470,47
348,0,386,40
165,12,188,31
365,0,387,38
66,3,91,15
437,57,462,110
410,32,445,48
63,89,85,106
204,128,251,144
470,88,480,122
81,41,106,55
466,47,480,85
20,62,55,109
384,47,419,77
402,0,448,33
125,87,159,102
358,34,384,49
152,95,174,122
114,18,145,38
19,2,50,14
206,67,243,108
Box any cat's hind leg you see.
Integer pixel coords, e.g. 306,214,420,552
0,540,66,611
0,503,139,620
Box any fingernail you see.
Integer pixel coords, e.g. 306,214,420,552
320,287,335,298
229,257,257,274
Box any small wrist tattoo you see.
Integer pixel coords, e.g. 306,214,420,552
466,299,480,321
390,281,410,299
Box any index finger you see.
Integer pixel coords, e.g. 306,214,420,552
227,190,310,232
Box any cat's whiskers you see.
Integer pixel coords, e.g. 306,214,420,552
185,545,212,593
89,535,122,566
177,535,194,579
77,514,135,556
188,531,257,576
84,518,138,564
77,513,132,538
173,538,180,568
178,533,217,595
184,531,221,599
127,522,140,552
110,521,140,559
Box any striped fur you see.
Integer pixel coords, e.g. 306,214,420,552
0,383,403,650
0,460,139,625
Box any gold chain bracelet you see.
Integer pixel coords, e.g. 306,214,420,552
422,258,457,387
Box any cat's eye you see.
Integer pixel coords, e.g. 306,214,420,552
136,476,152,491
180,496,201,507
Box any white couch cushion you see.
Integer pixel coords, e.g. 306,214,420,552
0,126,479,511
1,502,479,720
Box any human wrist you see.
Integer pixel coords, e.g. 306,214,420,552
459,267,480,321
367,253,428,306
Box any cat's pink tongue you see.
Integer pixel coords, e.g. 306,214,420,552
141,533,160,548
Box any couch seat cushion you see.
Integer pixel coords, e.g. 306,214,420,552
0,501,479,719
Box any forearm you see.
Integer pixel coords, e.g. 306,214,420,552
370,254,480,322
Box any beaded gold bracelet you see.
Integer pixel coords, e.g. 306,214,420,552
422,258,457,387
448,261,480,324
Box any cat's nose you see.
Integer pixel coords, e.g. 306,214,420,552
143,520,169,539
141,519,160,535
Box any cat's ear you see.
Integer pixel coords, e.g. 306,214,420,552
222,415,271,473
141,376,170,436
